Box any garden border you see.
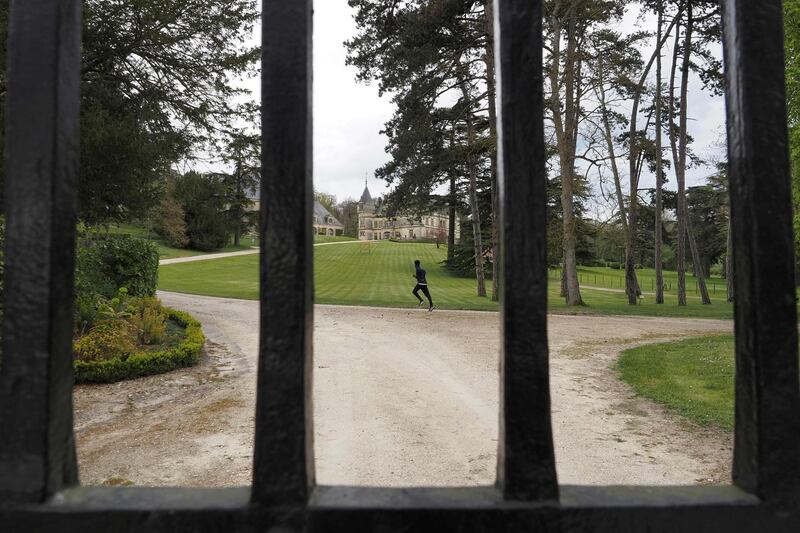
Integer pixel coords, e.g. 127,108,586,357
73,309,205,384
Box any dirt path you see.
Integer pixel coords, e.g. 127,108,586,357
158,240,360,266
73,293,733,487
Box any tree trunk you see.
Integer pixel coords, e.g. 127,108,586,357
484,0,499,302
459,71,486,298
448,172,456,264
726,216,734,302
673,1,691,306
686,216,711,304
654,0,665,304
550,8,583,306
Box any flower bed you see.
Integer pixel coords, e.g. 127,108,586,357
74,309,205,384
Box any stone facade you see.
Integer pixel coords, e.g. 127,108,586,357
357,184,457,242
313,200,344,236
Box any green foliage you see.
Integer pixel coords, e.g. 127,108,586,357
129,296,168,345
786,0,800,263
76,235,159,298
221,132,260,245
314,191,338,215
73,319,139,363
173,172,232,251
74,309,205,384
153,182,190,248
97,287,134,320
74,293,102,335
686,174,728,278
444,221,493,278
0,1,260,223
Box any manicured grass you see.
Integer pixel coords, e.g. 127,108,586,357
617,336,735,431
553,266,729,300
108,224,256,259
314,235,358,243
158,241,735,318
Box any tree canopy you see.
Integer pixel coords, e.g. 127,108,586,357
0,0,259,224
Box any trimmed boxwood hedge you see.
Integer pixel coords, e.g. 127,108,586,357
74,309,205,384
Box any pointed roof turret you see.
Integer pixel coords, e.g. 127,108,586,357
360,176,374,205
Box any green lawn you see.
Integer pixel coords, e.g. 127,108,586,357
158,241,735,318
314,235,358,244
108,224,256,259
617,336,735,431
551,266,730,299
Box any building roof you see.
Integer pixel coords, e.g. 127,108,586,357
360,185,373,205
313,200,344,228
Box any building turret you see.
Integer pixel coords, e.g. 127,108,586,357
359,179,375,214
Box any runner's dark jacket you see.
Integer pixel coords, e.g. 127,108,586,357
415,266,427,285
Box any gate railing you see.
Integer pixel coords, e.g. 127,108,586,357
0,1,798,531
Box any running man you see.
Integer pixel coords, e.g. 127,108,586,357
412,259,435,311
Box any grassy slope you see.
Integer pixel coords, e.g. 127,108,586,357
314,235,358,243
561,266,729,299
109,224,256,259
617,336,735,431
159,241,734,318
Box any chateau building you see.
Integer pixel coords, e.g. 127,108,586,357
313,200,344,236
357,184,457,242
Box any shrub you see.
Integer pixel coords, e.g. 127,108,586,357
608,261,621,270
76,234,158,298
75,293,102,334
173,171,231,251
74,309,205,383
97,287,134,320
154,189,189,248
129,296,167,345
73,319,138,362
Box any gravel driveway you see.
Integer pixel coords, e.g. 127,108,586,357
73,292,732,487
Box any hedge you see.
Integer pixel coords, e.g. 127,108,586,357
76,234,159,298
74,309,205,384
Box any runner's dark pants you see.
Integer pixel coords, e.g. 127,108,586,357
413,284,433,305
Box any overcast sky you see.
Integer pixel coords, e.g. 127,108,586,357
241,1,726,205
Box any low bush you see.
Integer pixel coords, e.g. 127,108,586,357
73,319,138,362
76,234,159,298
75,293,102,334
129,296,167,345
74,309,205,384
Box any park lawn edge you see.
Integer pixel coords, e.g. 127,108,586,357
616,334,735,432
158,242,736,319
74,308,206,384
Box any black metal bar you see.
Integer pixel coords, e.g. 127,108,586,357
721,0,800,503
495,0,558,501
0,0,82,504
7,485,800,532
251,0,314,505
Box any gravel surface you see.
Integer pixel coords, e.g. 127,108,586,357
73,292,733,487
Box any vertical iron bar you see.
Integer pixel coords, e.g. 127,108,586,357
0,0,82,503
495,0,558,500
251,0,314,505
721,0,800,503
